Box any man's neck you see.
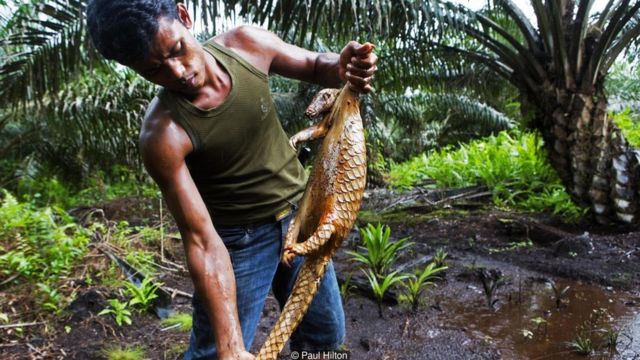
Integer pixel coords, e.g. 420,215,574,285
183,49,232,110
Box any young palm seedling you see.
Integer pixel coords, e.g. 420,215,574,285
530,316,549,335
339,272,356,304
520,329,534,340
477,268,505,310
433,248,448,268
124,277,162,313
568,331,594,355
98,298,133,326
36,282,65,314
347,223,413,278
546,279,570,309
600,328,619,353
364,269,409,318
400,262,448,312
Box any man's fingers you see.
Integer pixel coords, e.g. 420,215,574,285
340,40,377,92
350,56,377,69
353,42,376,55
346,64,377,78
346,73,374,91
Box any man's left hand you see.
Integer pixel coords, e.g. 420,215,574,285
339,41,378,93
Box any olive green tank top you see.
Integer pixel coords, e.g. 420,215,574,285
156,40,306,226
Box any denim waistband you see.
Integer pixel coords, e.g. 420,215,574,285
214,203,297,230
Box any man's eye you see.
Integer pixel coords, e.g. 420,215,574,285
172,42,183,56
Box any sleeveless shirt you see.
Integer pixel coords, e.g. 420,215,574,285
156,40,307,226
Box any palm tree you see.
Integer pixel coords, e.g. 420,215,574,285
419,0,640,224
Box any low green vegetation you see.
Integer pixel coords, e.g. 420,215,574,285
14,165,159,209
567,308,621,356
124,277,162,313
0,191,90,283
349,223,449,316
102,344,146,360
0,183,168,335
99,298,133,326
126,250,158,277
98,278,163,326
400,262,447,311
347,223,413,279
612,108,640,147
388,131,587,221
0,191,90,316
161,312,193,332
364,269,408,317
432,248,448,268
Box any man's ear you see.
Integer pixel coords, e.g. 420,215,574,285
176,3,193,29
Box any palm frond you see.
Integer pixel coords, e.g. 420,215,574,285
0,0,97,107
372,90,515,159
6,66,157,181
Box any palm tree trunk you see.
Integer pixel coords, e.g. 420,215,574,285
537,88,640,224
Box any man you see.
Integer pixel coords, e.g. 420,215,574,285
86,1,377,359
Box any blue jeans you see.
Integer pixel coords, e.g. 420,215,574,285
184,208,345,359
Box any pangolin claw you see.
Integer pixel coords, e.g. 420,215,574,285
281,247,297,267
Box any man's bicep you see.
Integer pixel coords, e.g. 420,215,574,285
140,126,214,246
268,36,341,87
270,41,318,81
248,28,318,81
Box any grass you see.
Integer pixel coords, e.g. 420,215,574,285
102,344,146,360
388,131,587,221
161,312,193,332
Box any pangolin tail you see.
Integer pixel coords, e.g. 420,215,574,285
256,257,329,360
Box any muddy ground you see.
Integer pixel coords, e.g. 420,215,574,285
1,191,639,359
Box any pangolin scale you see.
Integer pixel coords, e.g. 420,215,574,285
256,85,366,359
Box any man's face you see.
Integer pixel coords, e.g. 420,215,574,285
129,16,207,95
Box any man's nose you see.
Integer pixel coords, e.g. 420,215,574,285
166,58,185,80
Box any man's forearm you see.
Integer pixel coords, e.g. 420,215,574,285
313,53,343,88
185,237,245,358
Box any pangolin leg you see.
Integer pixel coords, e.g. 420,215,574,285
288,120,331,149
282,215,300,263
281,223,335,266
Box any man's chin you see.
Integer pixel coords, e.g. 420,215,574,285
167,84,199,96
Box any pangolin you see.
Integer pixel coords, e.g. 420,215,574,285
256,85,366,359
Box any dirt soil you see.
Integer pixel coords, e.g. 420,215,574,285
1,193,639,359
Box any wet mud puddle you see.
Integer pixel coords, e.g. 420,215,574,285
437,279,639,359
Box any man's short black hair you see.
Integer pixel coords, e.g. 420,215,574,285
86,0,179,65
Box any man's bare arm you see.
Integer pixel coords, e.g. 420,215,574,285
215,26,377,92
139,100,253,360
